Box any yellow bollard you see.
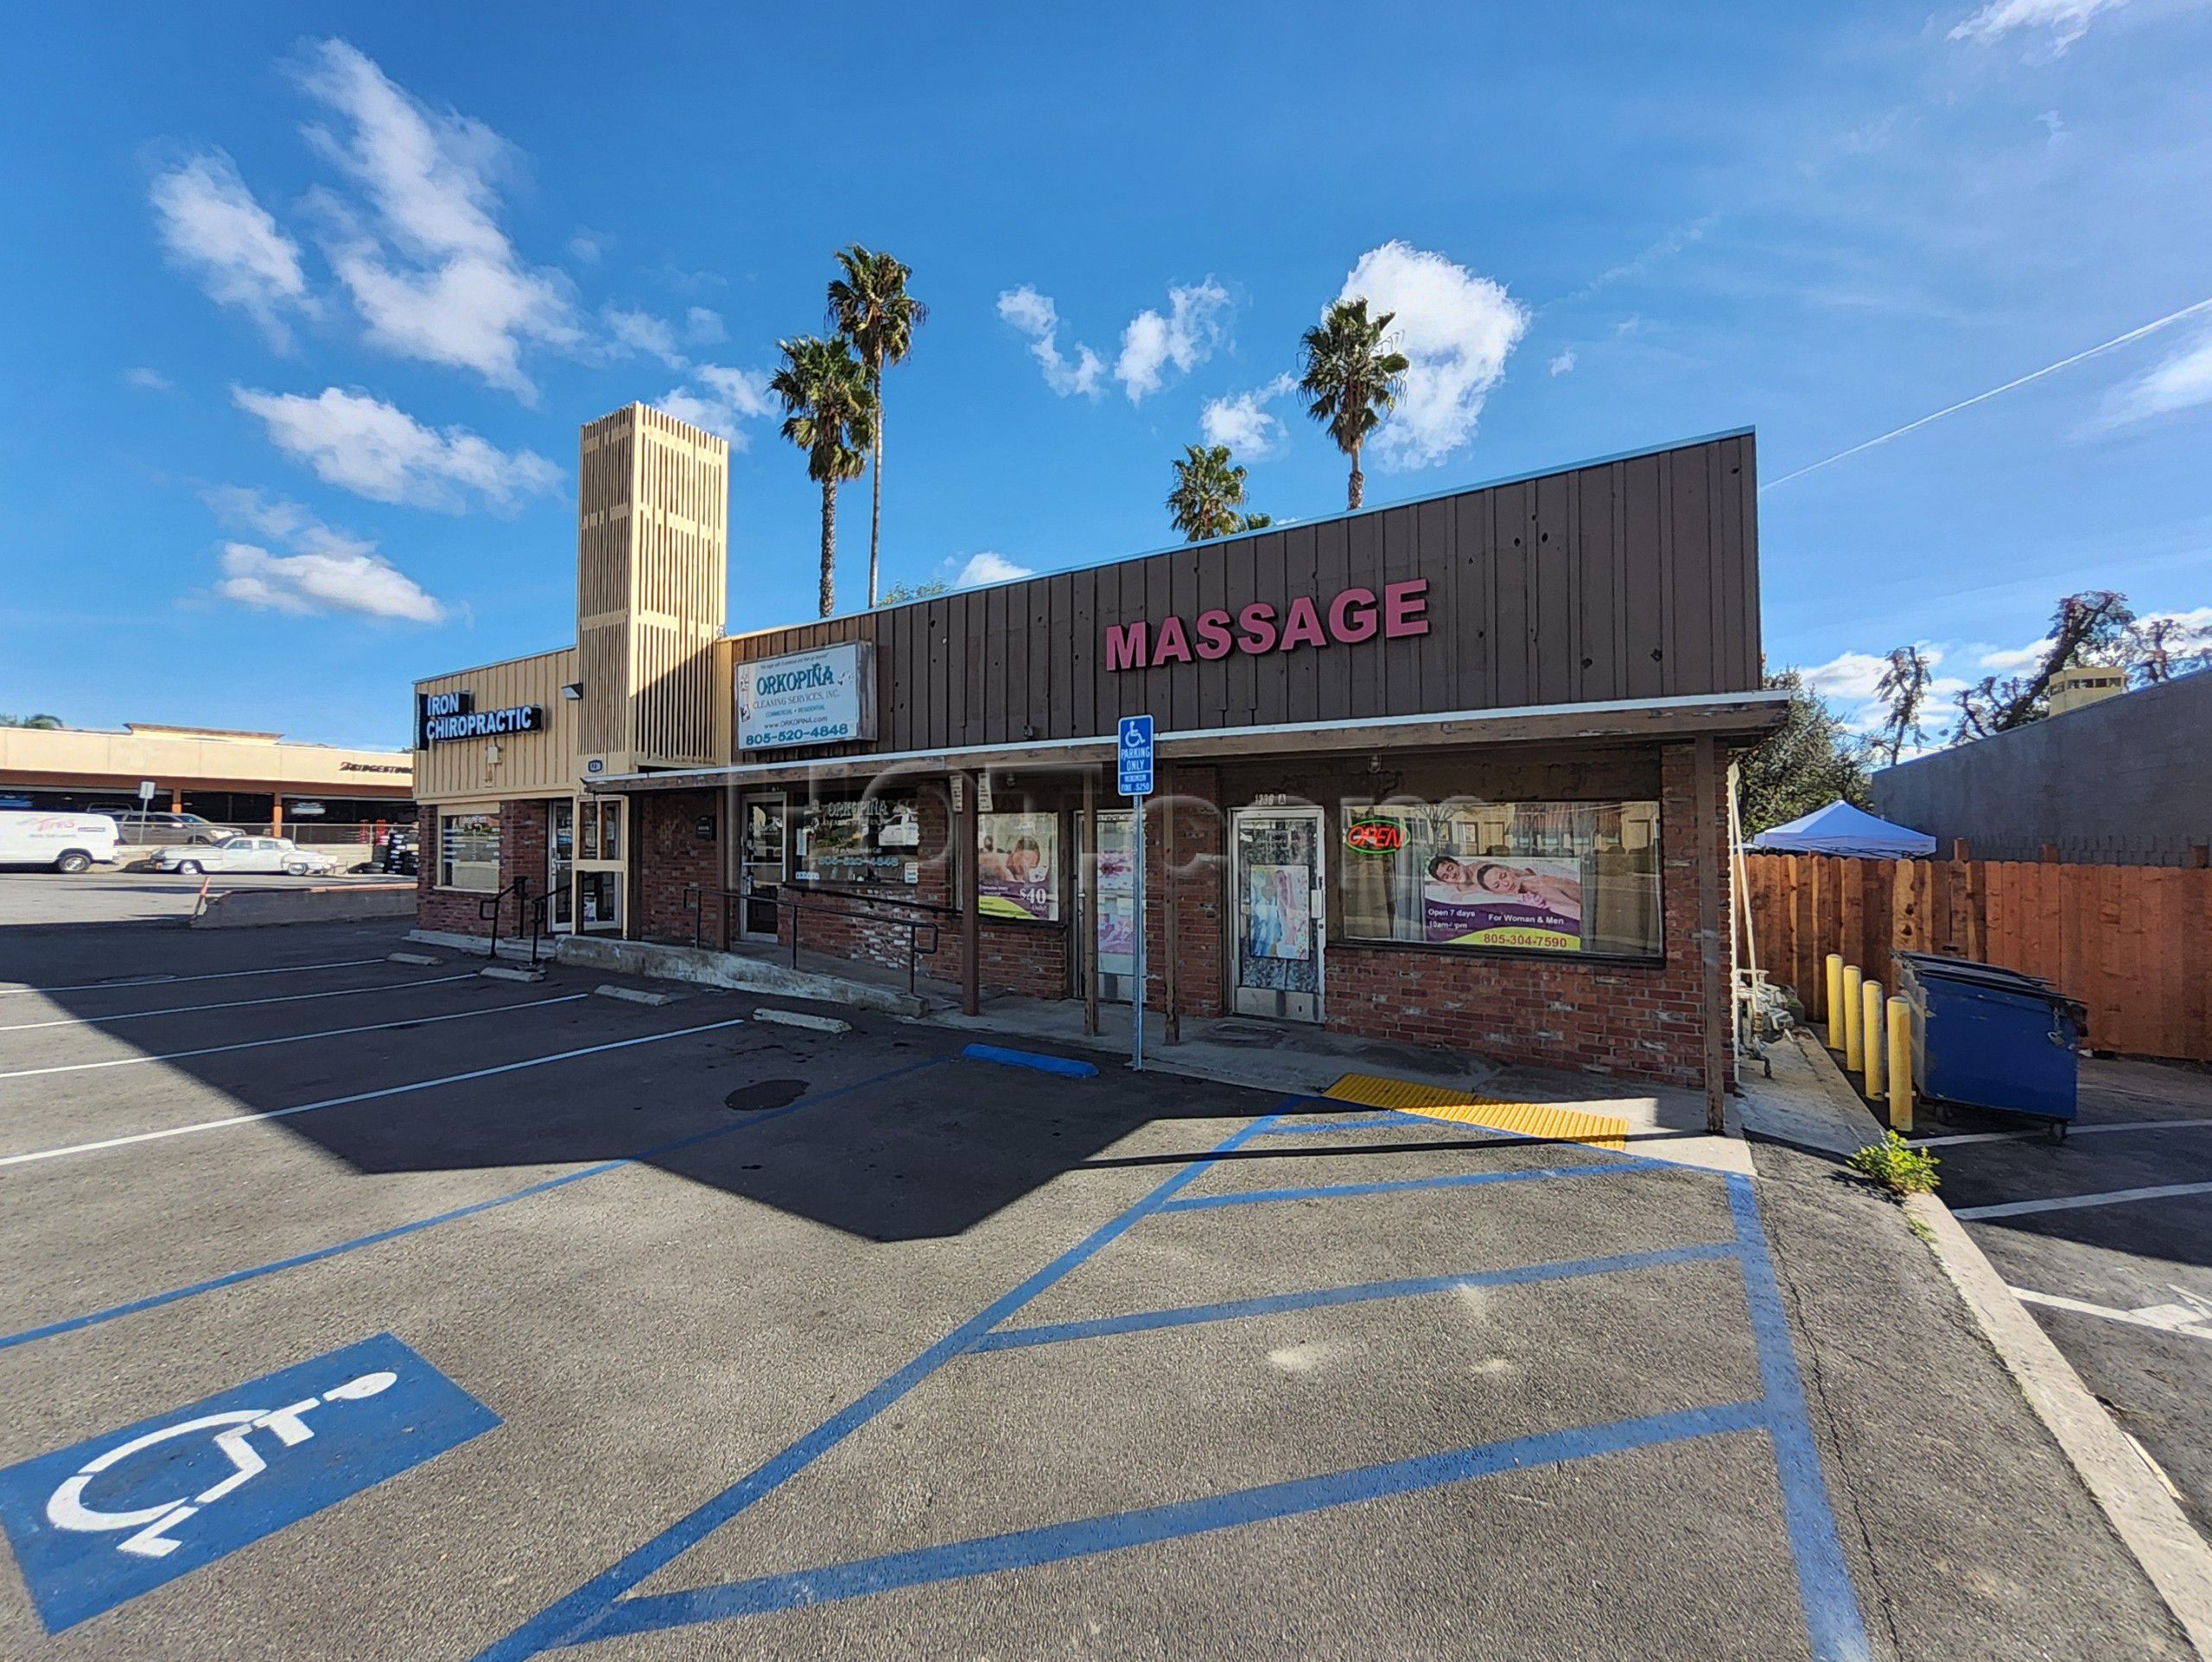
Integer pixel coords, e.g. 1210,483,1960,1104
1862,977,1885,1098
1887,994,1915,1134
1825,954,1845,1048
1842,965,1864,1073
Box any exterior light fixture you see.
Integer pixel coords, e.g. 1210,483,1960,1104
561,683,584,701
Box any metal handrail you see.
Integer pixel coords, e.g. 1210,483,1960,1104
683,881,943,997
479,875,537,963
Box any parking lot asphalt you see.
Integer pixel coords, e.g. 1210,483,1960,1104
0,914,2192,1660
0,869,402,929
1916,1055,2212,1541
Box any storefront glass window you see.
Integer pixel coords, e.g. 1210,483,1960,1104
440,810,501,892
792,794,921,888
1337,799,1661,957
979,812,1059,921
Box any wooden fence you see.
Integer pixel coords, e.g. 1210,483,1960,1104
1738,851,2212,1064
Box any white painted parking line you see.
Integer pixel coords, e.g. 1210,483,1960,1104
1914,1117,2212,1148
2012,1286,2212,1342
1955,1180,2212,1221
0,958,387,999
0,974,479,1033
0,1016,747,1168
0,995,588,1081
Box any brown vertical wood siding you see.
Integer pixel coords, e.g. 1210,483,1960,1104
730,431,1758,758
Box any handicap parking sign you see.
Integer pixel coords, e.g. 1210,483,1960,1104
1117,714,1154,797
0,1333,498,1633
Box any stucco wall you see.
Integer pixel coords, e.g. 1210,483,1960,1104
1872,672,2212,866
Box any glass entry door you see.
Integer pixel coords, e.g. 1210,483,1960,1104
575,797,626,934
1230,806,1325,1022
1092,810,1136,1003
548,799,575,933
742,793,786,938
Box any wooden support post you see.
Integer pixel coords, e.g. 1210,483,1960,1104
960,772,981,1017
1163,765,1180,1045
1082,767,1099,1036
1694,735,1727,1135
270,794,283,837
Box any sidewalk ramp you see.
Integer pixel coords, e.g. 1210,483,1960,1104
1322,1073,1630,1152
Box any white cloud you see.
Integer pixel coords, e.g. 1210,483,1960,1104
1548,349,1577,377
685,306,726,345
1200,373,1297,458
998,285,1104,398
568,229,603,264
149,151,315,350
216,542,446,623
1978,638,2051,674
949,551,1033,586
1115,279,1230,403
201,487,445,623
232,385,561,512
2101,328,2212,428
294,39,580,398
604,306,687,369
1802,650,1893,703
1948,0,2129,54
124,366,175,392
1337,241,1529,470
656,364,773,446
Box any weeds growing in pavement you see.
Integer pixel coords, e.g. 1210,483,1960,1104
1847,1131,1942,1197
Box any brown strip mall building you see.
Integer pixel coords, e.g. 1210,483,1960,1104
412,403,1783,1106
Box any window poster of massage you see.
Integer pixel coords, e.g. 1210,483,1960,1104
1421,853,1584,951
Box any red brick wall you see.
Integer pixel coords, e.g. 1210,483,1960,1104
771,783,1069,998
1149,765,1225,1019
1317,742,1726,1088
637,789,724,948
415,799,551,940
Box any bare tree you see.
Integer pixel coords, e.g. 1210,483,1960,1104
1954,589,2134,740
1872,646,1935,765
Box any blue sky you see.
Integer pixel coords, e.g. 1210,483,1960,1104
2,0,2207,750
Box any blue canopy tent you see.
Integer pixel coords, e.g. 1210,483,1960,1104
1749,800,1936,860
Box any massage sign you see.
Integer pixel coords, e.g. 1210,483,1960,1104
1103,579,1430,672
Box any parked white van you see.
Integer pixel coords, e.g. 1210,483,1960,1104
0,812,120,874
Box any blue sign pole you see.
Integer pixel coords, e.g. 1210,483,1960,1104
1116,716,1154,1072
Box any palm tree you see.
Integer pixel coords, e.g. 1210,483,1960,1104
1298,296,1409,511
826,246,927,608
770,335,876,617
1166,444,1269,542
0,713,62,729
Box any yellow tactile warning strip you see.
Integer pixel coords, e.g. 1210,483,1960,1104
1320,1073,1630,1151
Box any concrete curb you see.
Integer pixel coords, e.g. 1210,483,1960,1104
594,984,686,1007
1796,1039,2212,1655
552,935,925,1017
752,1008,851,1034
189,884,416,928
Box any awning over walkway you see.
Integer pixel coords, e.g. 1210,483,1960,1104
586,690,1790,793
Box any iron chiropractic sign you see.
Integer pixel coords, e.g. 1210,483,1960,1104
416,691,544,746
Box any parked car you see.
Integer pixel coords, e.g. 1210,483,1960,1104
149,836,340,877
0,811,119,874
87,808,240,845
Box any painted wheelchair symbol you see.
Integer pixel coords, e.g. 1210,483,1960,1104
43,1371,397,1561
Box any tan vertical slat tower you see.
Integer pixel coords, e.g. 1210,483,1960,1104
575,404,729,775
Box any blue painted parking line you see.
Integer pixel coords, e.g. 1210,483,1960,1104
1726,1174,1872,1662
0,1333,496,1633
1154,1156,1666,1213
472,1100,1870,1662
1254,1112,1421,1137
575,1403,1770,1641
969,1241,1742,1352
470,1103,1295,1662
0,1060,944,1353
959,1042,1099,1079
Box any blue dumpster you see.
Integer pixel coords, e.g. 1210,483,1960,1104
1896,952,2086,1130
